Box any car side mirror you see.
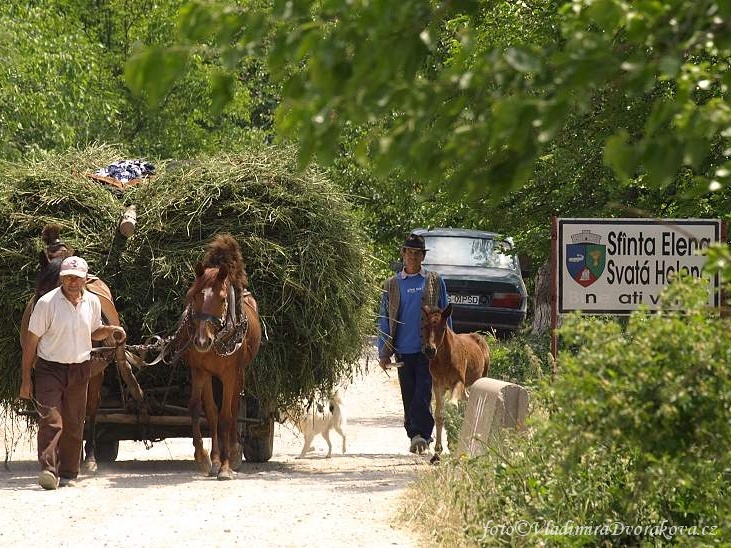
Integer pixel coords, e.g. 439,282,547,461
390,260,403,272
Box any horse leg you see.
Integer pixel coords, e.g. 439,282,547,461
188,367,212,475
228,379,243,472
201,376,221,477
83,372,104,473
433,385,445,455
449,381,465,405
216,373,237,480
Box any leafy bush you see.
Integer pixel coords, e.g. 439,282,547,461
410,277,730,546
488,331,553,386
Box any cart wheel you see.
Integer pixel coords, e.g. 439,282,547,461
241,394,274,463
96,437,120,463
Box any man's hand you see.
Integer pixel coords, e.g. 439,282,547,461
379,357,392,371
111,326,126,344
19,376,32,400
93,325,127,344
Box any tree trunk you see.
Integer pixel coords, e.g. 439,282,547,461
531,261,553,335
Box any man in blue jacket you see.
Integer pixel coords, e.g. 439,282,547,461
377,233,450,454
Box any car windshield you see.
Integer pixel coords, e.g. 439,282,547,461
423,235,517,270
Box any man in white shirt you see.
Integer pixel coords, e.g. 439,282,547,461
19,256,126,490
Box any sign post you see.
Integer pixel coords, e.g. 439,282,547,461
550,218,723,362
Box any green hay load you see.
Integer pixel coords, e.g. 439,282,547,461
0,144,378,410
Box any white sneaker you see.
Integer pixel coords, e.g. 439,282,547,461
409,435,428,454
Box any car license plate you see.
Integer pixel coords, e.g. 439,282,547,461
449,294,480,305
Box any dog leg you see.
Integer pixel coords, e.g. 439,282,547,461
322,430,332,458
334,424,347,454
299,432,315,458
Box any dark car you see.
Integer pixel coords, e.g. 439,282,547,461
412,228,528,335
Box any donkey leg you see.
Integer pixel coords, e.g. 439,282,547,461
189,368,212,476
83,372,104,473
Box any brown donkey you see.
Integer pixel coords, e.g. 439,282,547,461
421,304,490,456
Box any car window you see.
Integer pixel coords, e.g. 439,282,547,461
423,236,517,270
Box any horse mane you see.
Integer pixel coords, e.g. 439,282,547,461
42,223,63,247
39,223,72,268
202,233,248,290
35,257,63,298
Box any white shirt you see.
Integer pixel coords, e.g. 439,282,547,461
28,286,103,364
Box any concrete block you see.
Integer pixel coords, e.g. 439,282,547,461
456,378,530,457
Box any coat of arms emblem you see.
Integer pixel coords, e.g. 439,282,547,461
566,230,606,287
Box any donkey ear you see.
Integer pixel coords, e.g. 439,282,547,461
194,262,205,277
442,303,453,319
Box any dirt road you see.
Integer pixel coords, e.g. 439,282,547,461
0,353,431,547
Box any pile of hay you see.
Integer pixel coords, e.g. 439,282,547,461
0,144,378,409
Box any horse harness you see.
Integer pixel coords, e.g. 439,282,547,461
186,283,253,357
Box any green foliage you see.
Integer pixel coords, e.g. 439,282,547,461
410,278,731,546
0,0,280,162
0,4,121,159
126,0,731,201
488,331,552,386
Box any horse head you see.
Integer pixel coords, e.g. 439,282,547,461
421,303,453,359
187,262,230,353
40,223,72,267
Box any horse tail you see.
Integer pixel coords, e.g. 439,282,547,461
477,335,490,377
466,333,491,378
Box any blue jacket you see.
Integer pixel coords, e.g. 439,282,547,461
377,268,450,358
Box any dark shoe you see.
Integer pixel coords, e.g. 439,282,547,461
59,477,77,487
409,435,428,454
39,470,59,490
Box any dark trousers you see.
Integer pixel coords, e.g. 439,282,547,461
397,352,434,442
34,358,91,479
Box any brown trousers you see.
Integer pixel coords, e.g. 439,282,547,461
34,358,91,479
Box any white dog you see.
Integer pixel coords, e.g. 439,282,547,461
286,392,347,458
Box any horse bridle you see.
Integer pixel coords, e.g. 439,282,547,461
187,280,232,332
187,280,253,356
422,310,445,354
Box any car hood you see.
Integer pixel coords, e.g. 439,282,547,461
424,264,525,288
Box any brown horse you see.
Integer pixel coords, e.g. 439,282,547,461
20,226,143,471
180,234,262,480
421,303,490,456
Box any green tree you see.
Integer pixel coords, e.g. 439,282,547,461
0,3,120,159
126,0,731,190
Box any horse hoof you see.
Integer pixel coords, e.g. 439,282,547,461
83,460,98,473
196,455,213,476
217,468,234,481
430,454,441,465
209,461,221,477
